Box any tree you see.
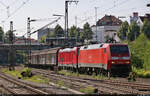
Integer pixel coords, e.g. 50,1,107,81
117,21,129,40
40,35,46,43
129,33,150,69
4,30,15,44
80,22,93,42
53,24,64,37
105,35,116,43
141,19,150,39
0,26,4,42
127,22,140,41
68,25,81,42
4,31,9,43
68,25,77,37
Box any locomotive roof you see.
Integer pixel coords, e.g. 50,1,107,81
80,44,107,50
59,47,77,52
80,43,128,50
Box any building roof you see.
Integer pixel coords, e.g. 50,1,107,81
14,37,38,44
97,15,122,26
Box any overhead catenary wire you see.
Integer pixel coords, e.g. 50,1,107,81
9,0,20,7
1,0,30,24
30,18,57,22
77,0,119,24
0,1,7,7
9,0,30,18
30,17,61,35
0,1,10,17
78,0,132,25
0,0,20,18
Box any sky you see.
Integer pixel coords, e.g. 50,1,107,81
0,0,150,39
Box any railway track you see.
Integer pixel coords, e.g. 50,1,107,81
67,75,150,94
0,84,18,94
96,79,150,91
0,72,49,94
70,75,150,93
2,66,149,94
32,68,149,94
0,66,80,95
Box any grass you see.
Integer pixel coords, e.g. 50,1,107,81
132,67,150,78
23,75,50,84
2,67,50,84
80,86,95,94
93,74,108,79
5,70,22,78
57,80,64,87
58,70,79,77
58,70,108,80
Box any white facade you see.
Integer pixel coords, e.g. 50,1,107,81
92,26,120,43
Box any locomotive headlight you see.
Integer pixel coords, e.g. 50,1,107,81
126,61,130,64
111,61,115,64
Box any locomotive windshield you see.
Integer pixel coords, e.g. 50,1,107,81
110,45,129,54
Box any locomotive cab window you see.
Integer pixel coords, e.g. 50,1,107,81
110,45,129,54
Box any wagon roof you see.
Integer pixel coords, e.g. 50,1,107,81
31,47,60,55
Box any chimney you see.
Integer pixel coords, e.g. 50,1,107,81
133,12,138,17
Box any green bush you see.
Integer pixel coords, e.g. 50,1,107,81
21,67,33,77
132,67,150,78
143,71,150,78
129,34,150,69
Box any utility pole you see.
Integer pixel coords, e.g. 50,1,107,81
75,16,77,27
10,21,13,44
65,0,78,41
75,16,78,45
27,17,31,42
27,17,31,65
95,7,98,42
9,21,15,70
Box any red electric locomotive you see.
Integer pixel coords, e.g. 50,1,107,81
78,43,131,76
58,47,79,71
